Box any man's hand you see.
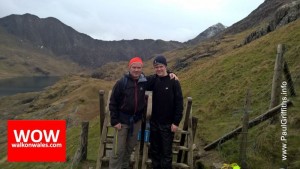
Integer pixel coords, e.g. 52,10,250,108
171,124,178,132
169,73,179,80
114,123,122,130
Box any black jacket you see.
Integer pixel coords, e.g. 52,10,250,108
151,74,183,126
109,73,147,126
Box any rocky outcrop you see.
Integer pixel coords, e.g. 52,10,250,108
224,0,295,35
243,0,300,45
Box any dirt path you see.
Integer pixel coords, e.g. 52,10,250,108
194,138,224,168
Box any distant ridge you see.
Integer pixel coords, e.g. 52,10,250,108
0,13,183,67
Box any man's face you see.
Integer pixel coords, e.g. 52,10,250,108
129,63,143,79
154,64,167,77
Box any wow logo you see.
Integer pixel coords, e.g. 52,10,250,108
7,120,66,162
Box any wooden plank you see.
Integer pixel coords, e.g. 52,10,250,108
135,93,151,169
172,162,190,168
269,44,284,123
99,90,105,133
174,146,189,151
96,90,112,169
191,117,198,141
146,159,152,164
204,100,293,151
176,129,190,135
103,139,113,144
141,92,152,169
187,108,193,168
101,156,110,162
145,91,153,119
177,97,192,163
173,139,181,143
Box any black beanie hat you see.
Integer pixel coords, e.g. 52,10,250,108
153,55,167,66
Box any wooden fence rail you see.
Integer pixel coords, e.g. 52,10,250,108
204,100,293,151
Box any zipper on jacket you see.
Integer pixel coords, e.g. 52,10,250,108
134,80,138,114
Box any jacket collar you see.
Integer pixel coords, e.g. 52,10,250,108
125,72,147,83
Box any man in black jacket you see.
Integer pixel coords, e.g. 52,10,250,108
109,56,147,169
150,55,184,169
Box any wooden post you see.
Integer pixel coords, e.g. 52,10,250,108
283,61,296,96
81,122,89,160
96,90,112,169
240,90,250,169
177,97,192,163
270,44,284,123
141,92,152,169
183,116,198,164
204,100,293,151
135,94,149,169
99,90,105,133
191,116,198,141
187,109,193,169
71,121,89,168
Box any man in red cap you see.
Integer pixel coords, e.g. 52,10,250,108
109,56,148,169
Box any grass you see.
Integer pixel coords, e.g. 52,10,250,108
176,19,300,168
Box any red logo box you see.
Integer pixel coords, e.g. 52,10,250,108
7,120,66,162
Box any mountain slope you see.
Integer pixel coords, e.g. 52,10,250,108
224,0,296,34
0,26,82,78
0,13,183,68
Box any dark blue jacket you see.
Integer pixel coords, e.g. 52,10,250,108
109,73,147,126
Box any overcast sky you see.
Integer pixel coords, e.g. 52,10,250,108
0,0,264,42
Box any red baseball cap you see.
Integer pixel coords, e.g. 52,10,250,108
128,57,143,67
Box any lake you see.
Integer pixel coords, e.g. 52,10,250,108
0,76,60,98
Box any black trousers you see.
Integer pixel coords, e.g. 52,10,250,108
149,122,174,169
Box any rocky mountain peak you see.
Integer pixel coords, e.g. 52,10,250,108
185,23,226,45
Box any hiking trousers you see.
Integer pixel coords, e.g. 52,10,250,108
109,120,141,169
149,122,174,169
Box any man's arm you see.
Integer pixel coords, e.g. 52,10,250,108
109,80,122,127
146,72,178,90
145,74,156,91
173,80,184,126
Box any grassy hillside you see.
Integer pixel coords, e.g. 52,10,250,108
0,75,113,169
0,27,82,79
0,20,299,169
173,19,300,168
